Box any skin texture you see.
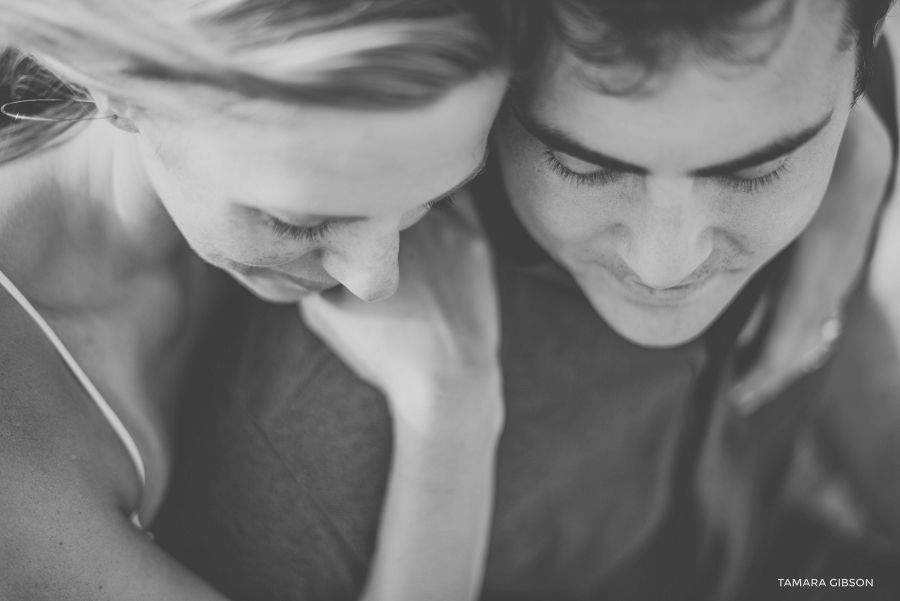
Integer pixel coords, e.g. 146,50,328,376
496,0,857,347
122,73,506,303
0,67,507,599
731,96,892,410
302,194,504,600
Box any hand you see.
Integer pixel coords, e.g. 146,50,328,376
301,191,503,601
730,98,891,414
300,190,503,433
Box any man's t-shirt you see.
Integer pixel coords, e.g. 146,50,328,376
153,43,900,601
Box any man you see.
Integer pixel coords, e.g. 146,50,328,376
154,0,900,599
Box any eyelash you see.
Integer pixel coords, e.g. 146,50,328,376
723,160,792,194
264,216,334,242
263,195,455,242
545,149,793,194
423,194,456,212
544,150,620,186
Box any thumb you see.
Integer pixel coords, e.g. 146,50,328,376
729,313,843,415
298,288,346,336
729,359,801,416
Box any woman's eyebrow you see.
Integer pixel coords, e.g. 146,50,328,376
514,107,833,177
249,149,489,225
246,203,365,226
420,148,489,206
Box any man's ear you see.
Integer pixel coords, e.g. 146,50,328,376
93,94,139,133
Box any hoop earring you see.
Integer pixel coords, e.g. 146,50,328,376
0,98,111,122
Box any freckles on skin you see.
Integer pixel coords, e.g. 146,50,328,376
706,124,844,260
498,102,848,290
494,0,857,346
131,73,506,288
321,218,400,274
526,0,854,177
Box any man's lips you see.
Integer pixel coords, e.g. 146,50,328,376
607,269,715,304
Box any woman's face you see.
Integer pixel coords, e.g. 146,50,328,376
133,73,506,303
496,0,855,347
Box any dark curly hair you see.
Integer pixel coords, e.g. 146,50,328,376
517,0,896,100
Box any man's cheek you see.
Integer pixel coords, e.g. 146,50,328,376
730,208,814,267
534,204,605,262
529,192,576,238
764,189,824,247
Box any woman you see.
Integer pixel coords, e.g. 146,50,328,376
0,1,513,599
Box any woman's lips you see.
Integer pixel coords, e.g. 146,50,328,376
269,271,337,292
229,265,337,295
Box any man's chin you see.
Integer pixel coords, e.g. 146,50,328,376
589,294,728,349
606,315,711,349
575,269,749,348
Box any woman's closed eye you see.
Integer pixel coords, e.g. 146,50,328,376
423,195,456,212
264,215,334,242
263,195,455,243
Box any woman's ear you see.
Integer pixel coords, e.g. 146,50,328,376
93,93,139,133
107,113,139,133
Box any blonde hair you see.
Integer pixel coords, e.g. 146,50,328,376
0,0,513,163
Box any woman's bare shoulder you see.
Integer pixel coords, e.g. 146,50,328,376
0,288,140,510
0,289,230,600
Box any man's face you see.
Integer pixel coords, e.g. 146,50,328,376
496,0,857,347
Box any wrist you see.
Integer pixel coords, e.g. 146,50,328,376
385,367,504,440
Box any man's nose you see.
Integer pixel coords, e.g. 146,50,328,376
620,176,713,289
321,220,401,302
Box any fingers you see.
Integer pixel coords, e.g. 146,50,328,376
402,190,483,253
297,293,331,337
730,312,843,416
448,188,484,234
730,361,805,416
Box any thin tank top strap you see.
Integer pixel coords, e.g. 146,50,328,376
0,267,146,529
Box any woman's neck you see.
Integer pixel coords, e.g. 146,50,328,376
0,119,188,308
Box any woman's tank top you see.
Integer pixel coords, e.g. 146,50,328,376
0,267,146,528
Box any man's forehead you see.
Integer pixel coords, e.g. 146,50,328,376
514,1,854,169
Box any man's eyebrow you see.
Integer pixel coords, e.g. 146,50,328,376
513,108,647,175
690,111,833,177
513,107,834,178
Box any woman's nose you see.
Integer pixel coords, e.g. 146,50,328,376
321,222,401,302
621,176,713,289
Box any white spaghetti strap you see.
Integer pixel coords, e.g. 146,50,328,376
0,268,146,525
